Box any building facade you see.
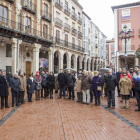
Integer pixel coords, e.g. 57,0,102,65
112,2,140,71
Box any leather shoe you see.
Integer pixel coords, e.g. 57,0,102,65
135,109,140,112
105,106,110,108
1,106,4,109
87,103,89,105
16,104,19,106
5,106,10,108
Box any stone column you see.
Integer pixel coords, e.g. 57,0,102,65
59,54,63,70
135,57,139,66
92,58,94,71
48,51,53,72
84,61,87,70
67,58,71,69
17,40,22,71
88,63,91,71
79,60,82,69
10,38,17,74
32,44,41,75
74,59,77,71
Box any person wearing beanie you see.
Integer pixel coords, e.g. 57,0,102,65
119,71,132,109
34,71,42,100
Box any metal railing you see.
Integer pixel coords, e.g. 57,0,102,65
118,45,135,51
41,10,52,21
54,18,63,27
78,31,82,38
64,23,70,32
0,16,53,42
5,0,15,3
64,6,70,15
71,12,77,20
55,37,85,52
55,0,63,9
22,0,36,14
78,17,82,24
71,27,77,35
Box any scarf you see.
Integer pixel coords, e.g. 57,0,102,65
36,75,41,82
30,77,33,82
4,76,8,85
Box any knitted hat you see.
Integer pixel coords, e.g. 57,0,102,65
36,71,39,74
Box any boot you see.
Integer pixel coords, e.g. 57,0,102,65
121,100,125,109
125,100,129,109
95,97,97,105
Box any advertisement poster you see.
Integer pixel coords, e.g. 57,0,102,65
39,58,49,72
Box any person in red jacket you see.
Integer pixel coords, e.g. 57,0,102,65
120,69,132,81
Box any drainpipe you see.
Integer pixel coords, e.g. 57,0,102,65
20,0,22,31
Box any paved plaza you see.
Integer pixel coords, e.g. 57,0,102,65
0,90,140,140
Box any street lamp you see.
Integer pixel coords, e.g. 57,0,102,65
1,39,5,47
119,25,132,69
25,44,29,51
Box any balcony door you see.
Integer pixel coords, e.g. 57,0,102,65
0,6,8,23
65,34,68,47
43,25,48,38
43,4,48,16
56,30,60,44
25,0,31,7
25,17,31,33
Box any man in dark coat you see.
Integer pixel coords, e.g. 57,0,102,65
116,68,122,97
0,71,9,109
58,69,66,99
7,71,13,84
10,73,20,107
41,71,48,98
105,69,117,109
0,70,2,76
66,69,76,100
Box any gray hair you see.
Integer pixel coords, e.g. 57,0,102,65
14,73,18,76
94,71,99,74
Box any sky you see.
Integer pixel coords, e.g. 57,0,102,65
79,0,139,39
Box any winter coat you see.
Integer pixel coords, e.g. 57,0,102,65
41,74,47,87
58,73,66,88
75,79,82,92
105,75,117,91
81,75,91,90
120,73,132,82
66,73,76,87
34,75,42,90
19,75,26,91
0,75,9,97
7,74,12,83
27,77,34,94
119,77,132,95
116,72,122,82
10,77,20,93
133,72,140,91
48,75,55,89
92,75,103,97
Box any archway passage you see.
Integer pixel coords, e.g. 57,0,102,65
82,57,85,70
77,56,80,71
91,59,93,71
94,60,97,71
71,55,75,69
54,51,59,73
63,54,67,69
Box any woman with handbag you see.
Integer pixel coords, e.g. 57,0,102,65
27,74,34,102
92,71,103,106
34,71,42,100
48,71,55,99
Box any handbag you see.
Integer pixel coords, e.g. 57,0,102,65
97,77,102,91
36,83,41,90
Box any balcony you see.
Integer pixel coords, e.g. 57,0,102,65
55,18,63,28
71,12,77,20
71,27,77,35
91,52,95,57
5,0,15,4
118,45,135,52
78,31,82,38
0,16,53,46
41,11,52,22
64,23,70,32
22,0,36,14
95,33,98,38
64,6,70,15
78,17,82,24
55,37,84,52
55,0,63,10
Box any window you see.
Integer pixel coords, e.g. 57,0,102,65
65,17,68,23
72,22,75,28
25,17,31,32
65,34,68,46
56,30,60,38
56,12,60,18
6,66,12,73
122,9,130,21
72,7,75,13
6,44,12,57
0,6,8,22
43,25,48,37
78,40,81,47
43,4,48,16
65,1,68,10
78,12,80,17
72,37,75,44
25,0,31,7
78,26,81,31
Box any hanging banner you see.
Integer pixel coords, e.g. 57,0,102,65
39,58,49,68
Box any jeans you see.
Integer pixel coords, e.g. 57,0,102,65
135,90,140,109
28,94,32,102
82,90,90,103
12,91,19,106
107,91,115,107
68,86,74,99
1,96,8,108
41,86,48,98
59,86,65,97
19,91,25,104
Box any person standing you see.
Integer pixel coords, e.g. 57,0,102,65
19,71,26,104
66,70,76,100
105,69,117,109
41,71,48,98
58,69,66,99
133,66,140,112
0,70,2,76
81,70,91,105
119,71,132,109
27,74,34,102
10,73,20,107
116,68,122,97
34,71,42,100
7,72,12,85
92,71,103,106
48,71,55,99
45,71,49,98
0,71,9,109
75,74,83,103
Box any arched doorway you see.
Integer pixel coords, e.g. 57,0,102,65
71,54,75,69
63,53,67,69
54,51,59,73
82,57,85,70
87,58,90,71
94,60,97,70
91,59,93,71
77,56,80,71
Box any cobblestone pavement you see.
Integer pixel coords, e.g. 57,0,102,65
0,90,140,140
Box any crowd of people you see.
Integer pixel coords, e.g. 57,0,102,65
0,66,140,112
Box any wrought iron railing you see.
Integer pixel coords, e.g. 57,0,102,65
55,37,84,52
64,6,70,15
55,0,63,9
64,23,70,32
118,45,135,51
78,17,82,24
41,10,52,21
55,18,63,27
78,31,82,37
71,12,77,20
71,27,77,35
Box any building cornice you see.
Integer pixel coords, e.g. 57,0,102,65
72,0,83,10
82,11,91,20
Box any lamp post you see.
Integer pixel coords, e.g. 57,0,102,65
120,25,132,69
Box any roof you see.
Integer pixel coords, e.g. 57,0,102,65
111,1,140,12
72,0,83,10
82,11,91,20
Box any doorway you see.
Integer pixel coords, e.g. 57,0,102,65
26,61,31,78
